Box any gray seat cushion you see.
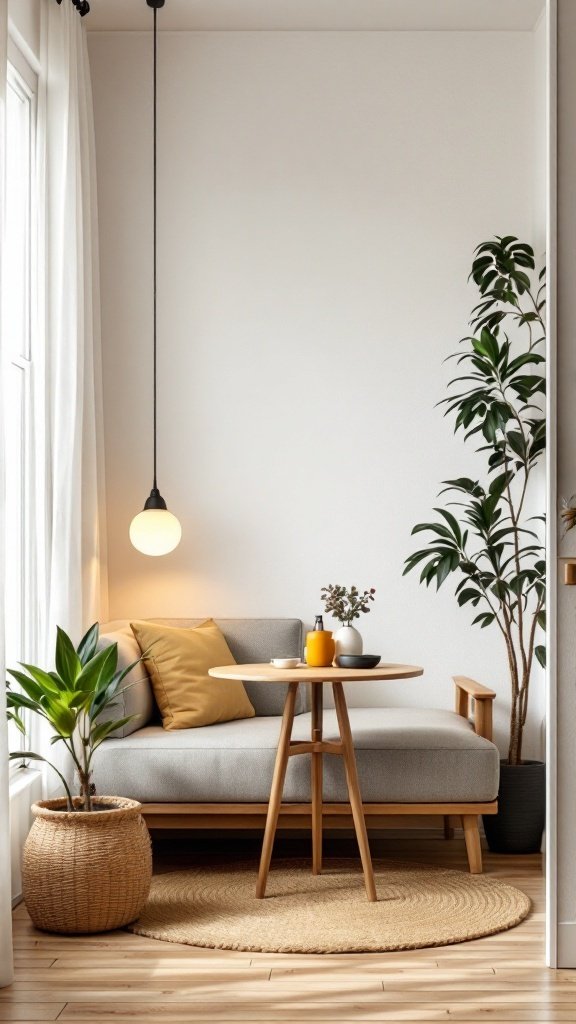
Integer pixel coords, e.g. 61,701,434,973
93,706,499,804
98,617,305,719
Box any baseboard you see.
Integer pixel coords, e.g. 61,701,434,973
558,922,576,967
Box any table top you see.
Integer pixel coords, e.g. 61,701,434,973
209,662,424,684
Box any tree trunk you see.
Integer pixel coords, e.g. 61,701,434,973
78,770,93,812
508,689,522,765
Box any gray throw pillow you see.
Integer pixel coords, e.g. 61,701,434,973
97,626,154,736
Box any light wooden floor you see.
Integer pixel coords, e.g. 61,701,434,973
6,832,562,1023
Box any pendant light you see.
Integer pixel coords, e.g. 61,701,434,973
130,0,182,556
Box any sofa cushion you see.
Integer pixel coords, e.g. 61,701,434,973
97,626,155,736
101,617,306,717
130,619,255,730
92,706,499,804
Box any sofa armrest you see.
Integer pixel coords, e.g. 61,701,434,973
453,675,496,741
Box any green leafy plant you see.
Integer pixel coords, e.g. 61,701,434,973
6,624,140,811
404,236,545,766
321,585,376,625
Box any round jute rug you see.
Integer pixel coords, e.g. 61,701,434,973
128,859,531,953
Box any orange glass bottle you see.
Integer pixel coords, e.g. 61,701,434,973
305,616,335,667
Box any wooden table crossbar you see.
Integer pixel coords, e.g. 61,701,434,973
288,740,343,756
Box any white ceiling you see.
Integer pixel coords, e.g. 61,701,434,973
86,0,545,33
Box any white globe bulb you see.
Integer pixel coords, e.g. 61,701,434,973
129,508,182,556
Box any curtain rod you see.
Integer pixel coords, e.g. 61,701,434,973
55,0,90,16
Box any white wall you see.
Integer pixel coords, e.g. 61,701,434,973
89,28,544,753
534,11,548,259
8,0,40,65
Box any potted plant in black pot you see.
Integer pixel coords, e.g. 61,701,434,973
404,235,546,854
6,622,152,933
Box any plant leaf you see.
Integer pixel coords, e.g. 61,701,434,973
55,626,82,686
77,623,100,667
535,645,546,668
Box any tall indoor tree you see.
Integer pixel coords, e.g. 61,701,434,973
404,236,545,768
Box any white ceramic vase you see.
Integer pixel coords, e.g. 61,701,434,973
333,624,363,657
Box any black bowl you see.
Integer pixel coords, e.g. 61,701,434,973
336,654,381,669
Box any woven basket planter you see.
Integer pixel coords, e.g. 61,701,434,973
22,796,152,934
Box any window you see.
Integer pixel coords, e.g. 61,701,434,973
2,43,38,761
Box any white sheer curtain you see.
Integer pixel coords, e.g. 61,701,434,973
1,0,105,979
31,0,107,791
0,0,15,991
36,0,107,662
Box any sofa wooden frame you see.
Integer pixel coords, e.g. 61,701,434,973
141,676,497,874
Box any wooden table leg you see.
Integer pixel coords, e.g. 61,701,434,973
311,681,323,875
256,681,299,898
332,681,377,902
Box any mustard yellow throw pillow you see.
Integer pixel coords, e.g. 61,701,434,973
130,619,255,730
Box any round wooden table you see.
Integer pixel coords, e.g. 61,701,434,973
208,662,423,902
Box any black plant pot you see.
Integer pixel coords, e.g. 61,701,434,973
483,760,545,854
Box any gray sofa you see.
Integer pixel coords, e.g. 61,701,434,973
94,617,500,873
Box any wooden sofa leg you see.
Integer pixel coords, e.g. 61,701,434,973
443,815,455,840
462,814,482,874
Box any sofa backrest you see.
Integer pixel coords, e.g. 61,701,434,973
98,617,305,733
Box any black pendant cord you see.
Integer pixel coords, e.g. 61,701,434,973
55,0,90,16
153,2,158,492
143,0,167,514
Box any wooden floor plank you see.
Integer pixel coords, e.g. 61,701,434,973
10,986,576,1002
270,966,494,978
49,957,260,970
7,990,574,1005
51,1019,576,1024
12,961,56,970
0,1006,65,1021
9,969,273,985
57,1004,576,1021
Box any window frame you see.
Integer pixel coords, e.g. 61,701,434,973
4,39,39,767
